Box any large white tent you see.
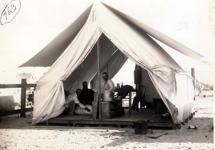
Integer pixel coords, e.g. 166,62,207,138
21,2,202,124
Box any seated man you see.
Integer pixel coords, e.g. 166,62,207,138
64,89,92,115
79,81,94,105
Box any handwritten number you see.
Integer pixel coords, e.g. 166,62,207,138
2,11,8,20
8,4,17,15
0,0,21,25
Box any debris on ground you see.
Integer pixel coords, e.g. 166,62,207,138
188,125,198,129
145,132,168,139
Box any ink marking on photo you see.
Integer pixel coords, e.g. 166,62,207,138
0,0,21,25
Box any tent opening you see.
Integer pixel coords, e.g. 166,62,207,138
62,34,171,121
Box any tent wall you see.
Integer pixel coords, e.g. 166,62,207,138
173,73,194,122
137,66,193,123
149,71,194,123
140,68,160,104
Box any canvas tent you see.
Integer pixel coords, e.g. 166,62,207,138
21,2,202,124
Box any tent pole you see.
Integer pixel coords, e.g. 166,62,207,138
97,38,102,121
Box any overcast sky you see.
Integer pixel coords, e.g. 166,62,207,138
0,0,214,84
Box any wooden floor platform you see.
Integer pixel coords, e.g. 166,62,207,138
41,109,175,129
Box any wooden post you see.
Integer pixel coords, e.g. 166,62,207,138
129,92,132,115
20,79,27,117
191,68,195,88
97,38,102,121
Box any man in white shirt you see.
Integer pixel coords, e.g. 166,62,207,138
101,72,115,101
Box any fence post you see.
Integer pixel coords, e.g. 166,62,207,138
191,68,195,88
20,78,27,117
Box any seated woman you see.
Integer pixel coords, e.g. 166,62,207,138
64,89,92,115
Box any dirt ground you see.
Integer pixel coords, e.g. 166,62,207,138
0,96,214,150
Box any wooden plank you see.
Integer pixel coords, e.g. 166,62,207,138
25,84,37,88
42,117,173,128
0,83,36,88
54,115,93,121
92,92,99,120
0,84,22,88
0,108,33,116
44,108,174,128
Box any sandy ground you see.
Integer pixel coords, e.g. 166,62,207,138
0,96,214,150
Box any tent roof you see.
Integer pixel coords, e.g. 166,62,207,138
21,2,202,68
20,5,92,67
104,3,203,60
